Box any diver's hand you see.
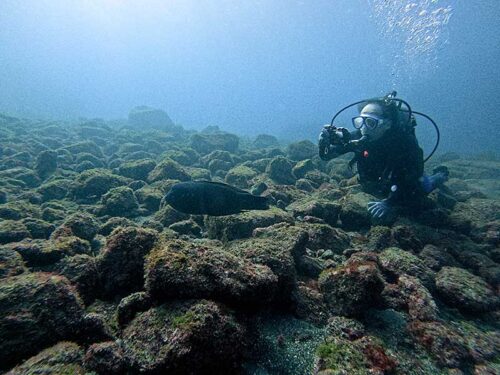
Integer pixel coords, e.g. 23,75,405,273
318,126,331,146
367,199,392,219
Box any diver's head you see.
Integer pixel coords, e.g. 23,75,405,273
352,102,393,141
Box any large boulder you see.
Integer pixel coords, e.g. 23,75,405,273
379,247,435,290
57,212,100,241
145,239,278,306
436,267,499,313
72,169,129,200
84,341,126,375
288,197,341,227
121,300,245,373
224,165,258,188
100,186,139,217
0,247,26,279
98,227,158,299
64,141,104,158
382,275,439,321
0,220,31,244
226,235,301,300
319,261,385,317
266,156,296,185
292,159,315,179
4,238,91,267
0,273,84,370
37,179,72,201
338,191,373,230
34,150,58,180
118,158,157,181
205,207,294,242
190,132,239,154
7,342,85,375
408,320,472,369
253,134,279,149
147,158,191,182
128,105,176,131
286,140,316,161
314,335,396,375
55,254,100,305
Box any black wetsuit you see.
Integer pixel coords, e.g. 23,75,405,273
320,127,425,206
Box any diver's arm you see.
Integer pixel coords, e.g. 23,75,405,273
318,127,361,161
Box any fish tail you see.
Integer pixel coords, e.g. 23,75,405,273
242,194,269,210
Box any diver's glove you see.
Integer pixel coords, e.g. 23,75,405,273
422,166,450,193
318,127,331,147
432,166,449,185
367,199,392,219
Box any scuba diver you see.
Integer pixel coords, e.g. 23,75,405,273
318,91,449,219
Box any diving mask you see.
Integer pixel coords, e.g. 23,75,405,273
352,115,385,130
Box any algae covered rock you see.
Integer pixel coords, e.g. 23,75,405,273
64,140,104,158
314,335,396,375
379,247,435,290
55,254,100,305
118,158,156,180
84,341,126,375
286,140,316,161
292,159,315,179
98,216,136,236
319,261,385,317
0,246,26,278
153,204,189,227
227,234,302,299
292,282,329,325
436,266,499,313
37,179,71,201
7,342,86,375
98,226,158,299
147,158,191,182
253,134,280,148
116,292,152,328
225,165,258,188
73,168,129,200
59,212,100,241
0,273,84,370
205,206,294,241
419,244,459,271
0,201,41,220
145,238,278,305
7,237,90,268
168,219,202,236
408,320,472,369
384,274,439,321
0,220,31,244
128,105,175,130
289,198,341,227
22,217,55,239
122,300,245,374
34,150,58,180
339,191,373,230
266,155,296,185
100,186,139,217
134,186,163,211
190,131,239,154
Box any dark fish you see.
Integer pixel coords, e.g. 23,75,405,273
164,180,269,216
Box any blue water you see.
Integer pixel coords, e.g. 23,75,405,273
0,0,499,153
